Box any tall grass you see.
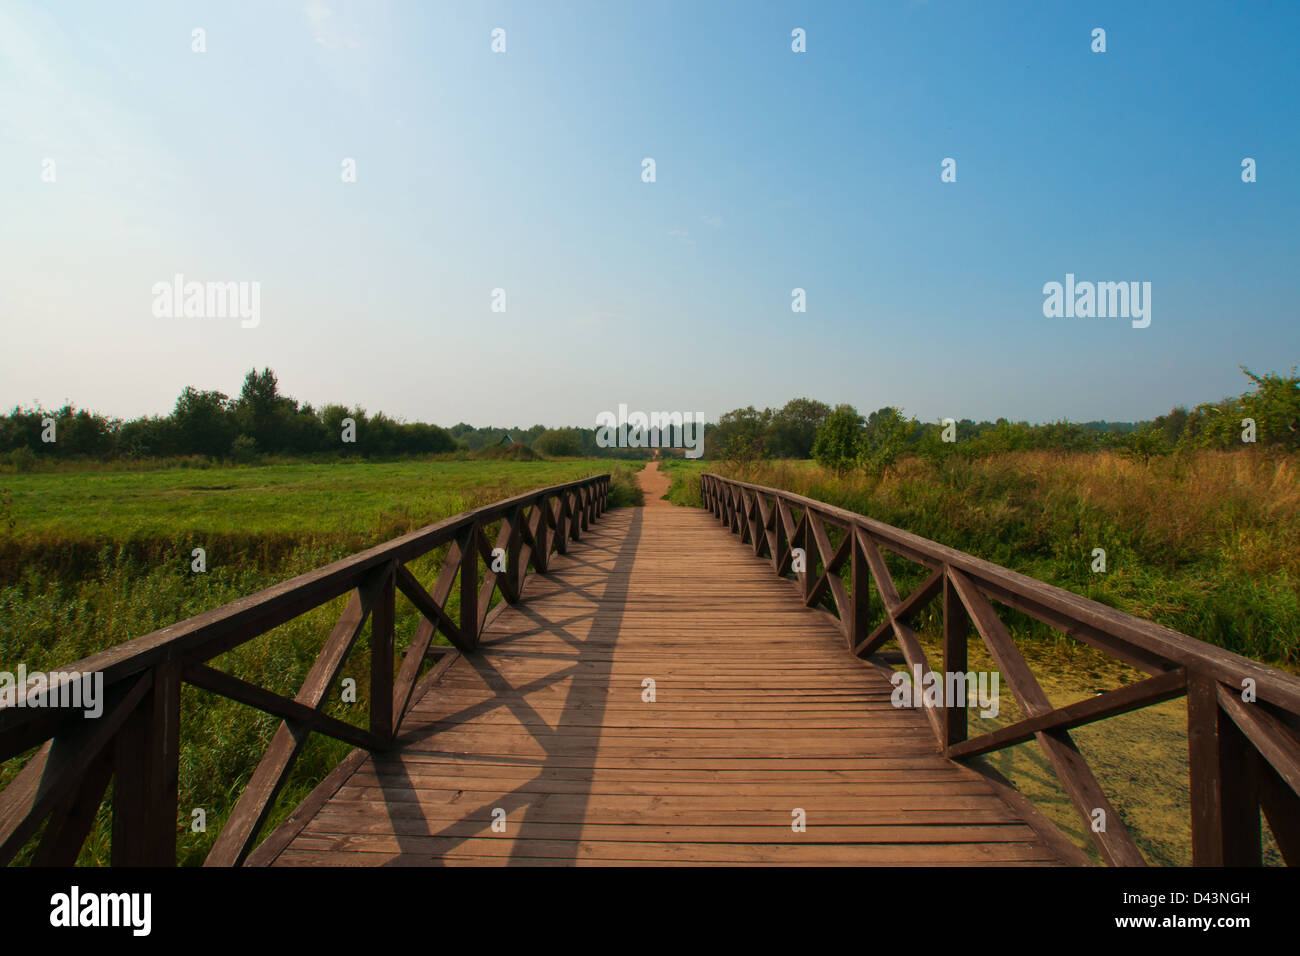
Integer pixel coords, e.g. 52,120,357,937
715,449,1300,667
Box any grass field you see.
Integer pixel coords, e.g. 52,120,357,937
0,458,640,865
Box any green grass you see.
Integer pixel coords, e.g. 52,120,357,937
658,457,706,507
0,457,643,865
0,459,645,580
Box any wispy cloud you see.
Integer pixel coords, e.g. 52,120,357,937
668,228,695,246
700,215,724,229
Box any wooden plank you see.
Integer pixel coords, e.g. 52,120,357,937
263,500,1077,868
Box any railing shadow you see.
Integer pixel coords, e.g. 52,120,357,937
373,508,642,864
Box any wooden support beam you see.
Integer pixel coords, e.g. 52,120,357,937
942,568,969,749
32,747,113,867
949,568,1147,867
0,674,149,866
182,662,387,752
369,561,396,740
949,668,1187,759
458,523,479,651
1189,672,1261,866
850,527,871,654
204,571,383,867
1216,683,1300,795
854,567,943,659
111,658,182,866
394,559,464,650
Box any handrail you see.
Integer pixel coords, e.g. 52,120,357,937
701,472,1300,867
0,473,611,866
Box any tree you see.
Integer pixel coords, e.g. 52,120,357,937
707,406,773,462
770,398,831,458
861,406,915,475
1123,424,1171,465
234,368,297,454
1240,366,1300,448
172,387,235,457
1153,405,1189,445
535,428,585,457
812,404,863,473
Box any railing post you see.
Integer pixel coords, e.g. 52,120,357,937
800,511,815,604
507,505,523,601
773,502,788,575
850,528,869,653
369,560,396,739
458,522,479,651
554,495,569,554
1188,672,1261,865
533,498,550,573
112,658,182,866
942,566,969,750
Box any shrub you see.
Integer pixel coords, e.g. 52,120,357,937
8,447,36,473
812,405,863,473
230,435,259,464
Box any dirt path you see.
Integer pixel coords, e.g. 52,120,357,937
635,460,671,506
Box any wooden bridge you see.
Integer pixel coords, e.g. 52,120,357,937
2,465,1299,866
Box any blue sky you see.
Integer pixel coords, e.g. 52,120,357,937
1,0,1297,428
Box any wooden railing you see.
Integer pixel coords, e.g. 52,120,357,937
701,473,1300,867
0,474,610,867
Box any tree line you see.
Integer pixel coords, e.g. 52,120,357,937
1,369,459,466
3,364,1294,470
0,369,678,468
707,366,1299,474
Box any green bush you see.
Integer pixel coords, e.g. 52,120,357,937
812,405,862,473
230,434,259,464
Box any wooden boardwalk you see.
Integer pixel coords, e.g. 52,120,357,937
259,465,1073,866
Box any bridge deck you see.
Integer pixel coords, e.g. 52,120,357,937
261,469,1073,865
